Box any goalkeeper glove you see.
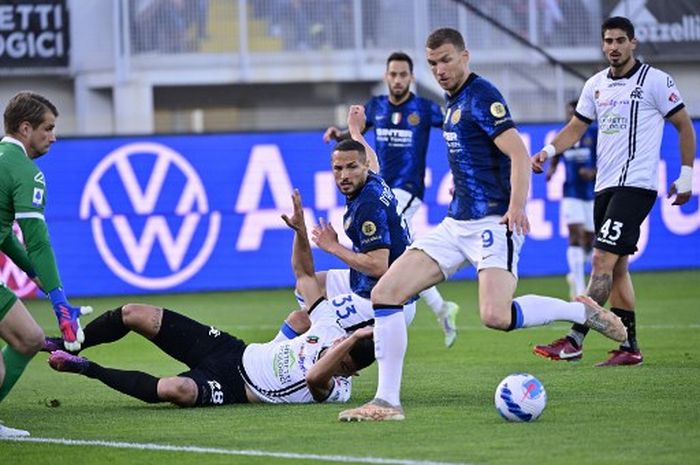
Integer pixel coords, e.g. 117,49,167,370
48,288,93,352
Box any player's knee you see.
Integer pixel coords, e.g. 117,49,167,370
158,377,198,407
590,250,614,274
13,321,44,356
479,303,511,330
370,281,405,306
121,303,157,329
20,325,45,355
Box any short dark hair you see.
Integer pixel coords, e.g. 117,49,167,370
387,51,413,73
602,16,635,40
567,99,578,108
4,91,58,135
349,338,375,371
333,139,367,162
426,27,466,51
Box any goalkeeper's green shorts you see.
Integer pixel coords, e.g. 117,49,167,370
0,284,18,322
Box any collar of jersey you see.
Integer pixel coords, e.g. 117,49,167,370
607,59,642,80
0,136,29,157
387,92,415,108
446,72,478,103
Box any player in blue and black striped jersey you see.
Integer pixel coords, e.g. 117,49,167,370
324,52,459,348
309,107,418,339
545,100,597,300
339,28,627,422
333,157,411,301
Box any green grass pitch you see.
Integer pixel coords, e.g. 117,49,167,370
1,270,699,465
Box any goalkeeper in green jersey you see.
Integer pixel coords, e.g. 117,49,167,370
0,91,92,437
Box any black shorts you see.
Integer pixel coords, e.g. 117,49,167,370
153,309,249,407
593,187,656,256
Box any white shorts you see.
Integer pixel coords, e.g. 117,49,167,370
393,188,422,227
325,269,416,328
561,198,594,231
409,216,524,279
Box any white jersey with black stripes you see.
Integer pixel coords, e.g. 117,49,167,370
241,300,352,404
575,61,685,192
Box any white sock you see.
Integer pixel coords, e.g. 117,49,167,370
566,246,586,295
419,286,446,316
513,295,586,328
373,307,407,406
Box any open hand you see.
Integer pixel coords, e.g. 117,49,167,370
281,189,306,231
311,218,339,252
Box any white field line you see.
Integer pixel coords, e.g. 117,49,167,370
232,323,700,331
0,436,474,465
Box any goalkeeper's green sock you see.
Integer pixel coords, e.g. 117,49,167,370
0,345,34,402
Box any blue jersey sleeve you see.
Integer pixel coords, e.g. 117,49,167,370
364,97,376,130
351,201,391,253
470,84,515,139
430,101,444,128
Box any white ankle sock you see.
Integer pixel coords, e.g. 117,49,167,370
419,286,446,316
513,295,586,328
373,307,407,406
566,246,586,295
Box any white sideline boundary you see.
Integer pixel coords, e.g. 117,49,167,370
234,324,700,331
0,437,474,465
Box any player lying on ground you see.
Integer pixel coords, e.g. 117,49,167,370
45,190,375,406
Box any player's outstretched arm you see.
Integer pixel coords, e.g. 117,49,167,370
667,107,696,206
282,189,324,306
323,126,351,143
532,116,589,173
306,326,373,402
346,105,379,173
17,217,93,351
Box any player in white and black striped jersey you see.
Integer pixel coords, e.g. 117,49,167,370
45,191,376,407
532,16,696,366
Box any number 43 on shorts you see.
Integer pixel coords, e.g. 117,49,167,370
599,219,623,242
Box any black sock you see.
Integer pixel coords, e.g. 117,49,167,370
84,362,161,403
611,307,638,352
81,307,130,351
571,323,590,336
568,323,590,347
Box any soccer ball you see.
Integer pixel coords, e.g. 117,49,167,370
494,373,547,422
